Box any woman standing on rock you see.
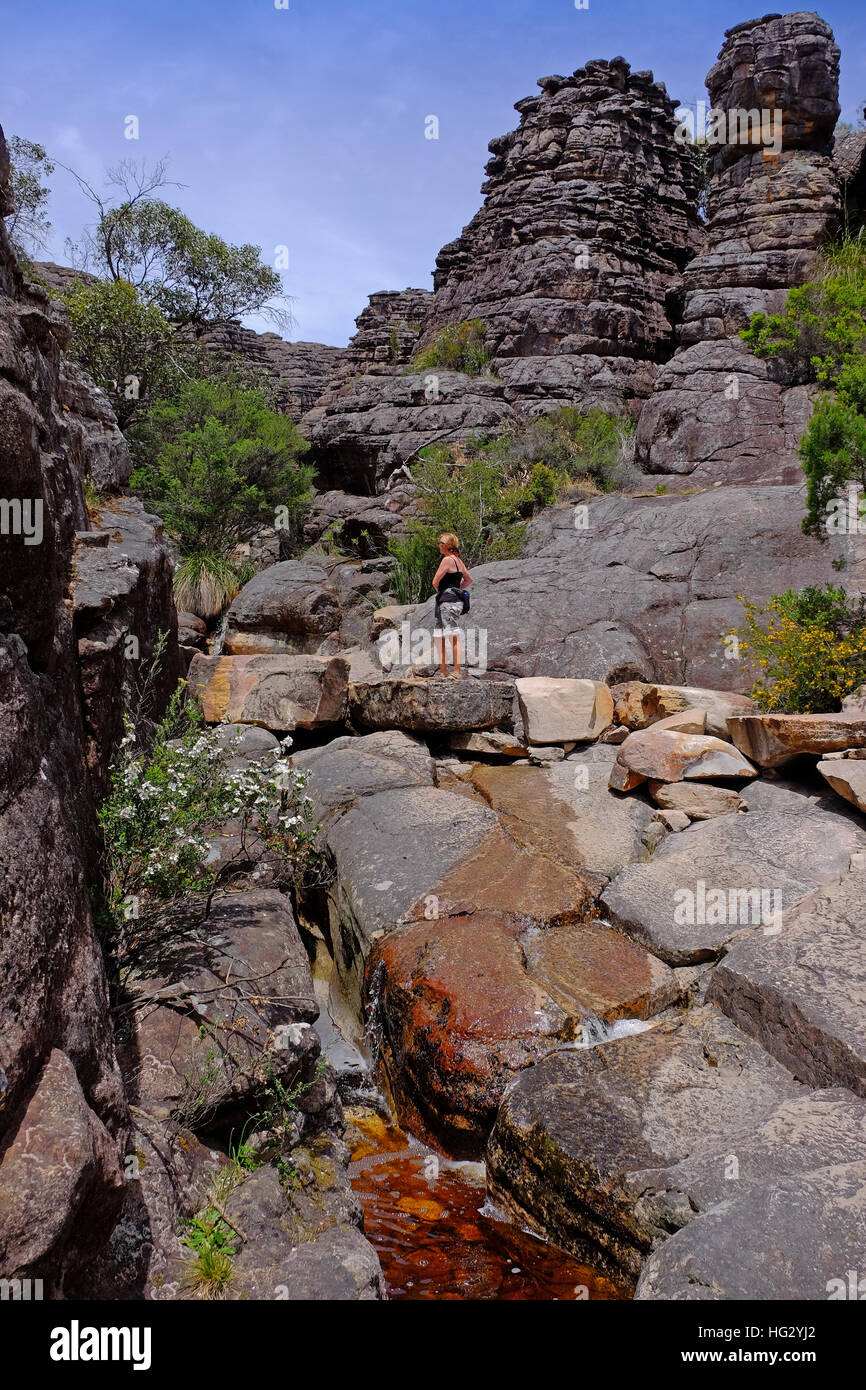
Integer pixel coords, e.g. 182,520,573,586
432,533,471,677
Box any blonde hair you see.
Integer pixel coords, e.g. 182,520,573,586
438,533,460,552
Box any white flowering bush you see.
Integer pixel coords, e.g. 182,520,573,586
97,685,316,946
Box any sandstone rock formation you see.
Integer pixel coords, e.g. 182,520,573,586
192,318,344,421
394,487,866,692
0,127,129,1288
422,59,702,409
636,12,843,483
305,59,702,487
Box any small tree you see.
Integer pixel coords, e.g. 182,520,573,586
5,135,55,258
62,277,179,429
130,377,313,614
63,158,290,332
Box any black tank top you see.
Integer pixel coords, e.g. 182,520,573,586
437,563,463,596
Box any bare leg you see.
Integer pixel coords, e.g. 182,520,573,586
434,635,446,677
451,634,460,677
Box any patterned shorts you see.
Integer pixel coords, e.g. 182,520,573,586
434,601,464,637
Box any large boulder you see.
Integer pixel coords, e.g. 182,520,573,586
728,712,866,767
73,498,183,796
515,677,613,744
117,891,321,1129
348,676,515,733
600,785,866,964
709,869,866,1096
635,1159,866,1301
818,757,866,813
372,913,679,1154
613,681,757,738
486,1005,803,1283
224,560,342,656
187,652,349,731
610,728,757,787
635,13,842,484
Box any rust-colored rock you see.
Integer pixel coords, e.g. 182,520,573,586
371,912,679,1154
187,652,349,730
728,713,866,768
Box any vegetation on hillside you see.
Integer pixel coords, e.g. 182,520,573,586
412,318,491,376
129,376,313,615
388,407,633,603
742,233,866,538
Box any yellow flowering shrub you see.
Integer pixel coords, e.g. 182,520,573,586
735,587,866,713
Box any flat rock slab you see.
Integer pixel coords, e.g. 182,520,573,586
628,1087,866,1239
635,1160,866,1301
600,799,866,964
818,757,866,813
515,677,613,744
728,712,866,767
349,677,514,732
372,914,679,1153
485,1005,803,1284
448,729,528,757
708,871,866,1096
471,747,655,884
187,652,349,731
292,730,434,821
612,729,757,787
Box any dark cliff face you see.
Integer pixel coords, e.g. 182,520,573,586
0,122,181,1288
0,121,128,1286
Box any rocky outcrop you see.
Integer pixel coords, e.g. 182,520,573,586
636,13,842,483
600,777,866,964
486,1005,805,1283
422,59,702,407
73,498,183,797
320,289,432,389
187,652,350,731
0,126,129,1289
390,487,866,691
191,318,345,421
835,124,866,234
305,369,518,493
305,60,701,487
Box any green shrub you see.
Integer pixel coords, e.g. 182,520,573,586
63,278,180,429
413,319,491,376
800,394,866,537
500,406,632,488
96,682,316,982
735,585,866,712
130,377,313,607
740,234,866,386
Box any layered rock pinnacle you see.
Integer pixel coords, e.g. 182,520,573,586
421,56,704,410
636,12,843,482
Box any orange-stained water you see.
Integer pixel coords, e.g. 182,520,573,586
348,1112,628,1302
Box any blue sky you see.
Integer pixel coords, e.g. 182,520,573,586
2,0,864,346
